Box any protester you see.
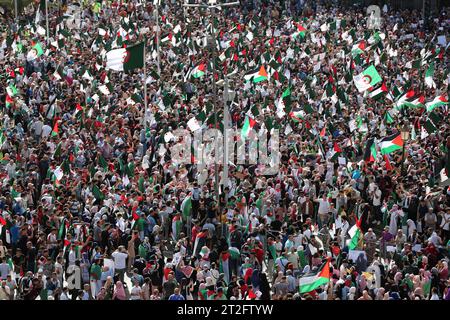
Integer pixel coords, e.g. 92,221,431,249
0,0,448,301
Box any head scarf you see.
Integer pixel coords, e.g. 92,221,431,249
406,219,416,236
114,281,126,300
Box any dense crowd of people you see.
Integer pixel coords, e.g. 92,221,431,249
0,0,449,300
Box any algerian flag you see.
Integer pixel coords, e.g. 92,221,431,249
106,42,145,72
424,62,436,88
180,196,192,220
98,83,113,95
54,166,64,181
292,24,307,39
82,69,94,81
187,117,201,132
299,258,331,294
244,65,268,83
425,95,448,112
276,87,291,118
379,132,403,155
6,84,18,97
27,42,44,61
0,132,6,148
353,65,382,92
241,116,256,140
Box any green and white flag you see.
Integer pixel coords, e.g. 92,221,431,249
353,65,382,92
424,62,436,89
106,42,145,72
425,95,448,112
180,196,192,220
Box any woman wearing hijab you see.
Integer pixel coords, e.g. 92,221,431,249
103,276,114,300
406,219,416,238
112,281,127,300
374,287,385,300
388,205,404,235
251,268,260,291
259,273,271,300
96,287,106,300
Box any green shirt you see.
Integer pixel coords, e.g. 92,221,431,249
90,264,102,280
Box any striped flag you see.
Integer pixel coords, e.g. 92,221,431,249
379,132,403,155
299,258,331,294
244,65,268,83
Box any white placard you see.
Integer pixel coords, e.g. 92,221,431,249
348,250,367,262
437,35,447,47
386,246,397,253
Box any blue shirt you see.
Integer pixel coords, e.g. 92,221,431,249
168,294,185,300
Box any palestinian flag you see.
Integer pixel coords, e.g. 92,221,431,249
353,65,382,92
351,40,366,57
379,132,403,155
171,214,182,241
299,258,331,294
58,218,68,240
192,230,208,257
368,83,388,99
51,121,59,137
241,116,256,140
426,95,448,112
244,65,268,83
5,94,14,108
187,63,206,79
348,216,362,250
228,247,240,260
364,137,377,162
105,42,145,72
402,96,425,109
329,142,343,161
180,196,192,220
384,154,393,171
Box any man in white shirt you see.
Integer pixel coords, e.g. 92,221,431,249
316,194,331,228
372,186,382,225
111,246,128,283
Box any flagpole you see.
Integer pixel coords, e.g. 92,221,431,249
155,2,161,77
14,0,18,23
209,6,221,228
45,0,50,44
182,1,241,238
143,42,148,159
